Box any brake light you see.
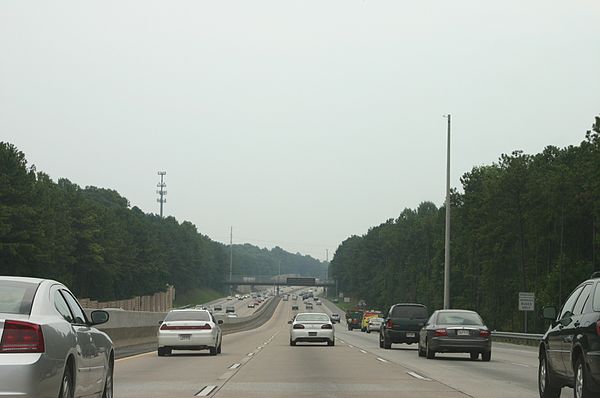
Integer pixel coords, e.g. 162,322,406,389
480,330,491,337
386,319,393,329
596,320,600,336
321,324,333,329
160,324,212,331
434,328,448,337
0,320,45,353
293,324,305,329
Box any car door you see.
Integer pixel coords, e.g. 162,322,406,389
420,312,436,347
561,283,594,379
60,289,105,395
548,285,584,378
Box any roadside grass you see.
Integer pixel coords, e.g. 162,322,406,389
174,288,224,307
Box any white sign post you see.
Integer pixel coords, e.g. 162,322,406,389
344,297,350,303
519,292,535,333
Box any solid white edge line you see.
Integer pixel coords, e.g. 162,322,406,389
376,357,388,363
359,349,367,354
115,351,155,362
228,363,241,370
247,352,254,356
348,345,355,348
196,385,217,397
407,371,431,381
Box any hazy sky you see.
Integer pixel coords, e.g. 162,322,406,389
2,1,599,260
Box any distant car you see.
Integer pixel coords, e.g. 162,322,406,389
305,303,313,310
380,303,428,348
289,312,335,346
333,298,339,303
316,300,322,306
226,313,238,318
330,314,341,323
417,309,491,361
225,305,235,313
538,272,600,398
292,295,298,300
346,311,363,331
226,296,233,301
247,303,255,308
283,295,289,301
367,317,384,333
0,276,114,397
292,305,299,311
158,309,223,356
213,304,223,312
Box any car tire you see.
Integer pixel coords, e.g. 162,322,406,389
538,352,561,398
157,347,166,357
470,352,479,361
426,339,435,359
217,342,222,354
290,339,296,346
481,351,491,362
59,363,74,398
209,346,217,356
574,355,594,398
328,340,335,346
366,329,370,334
383,334,392,350
418,343,425,357
379,334,384,348
102,357,114,398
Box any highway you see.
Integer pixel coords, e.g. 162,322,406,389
113,291,561,398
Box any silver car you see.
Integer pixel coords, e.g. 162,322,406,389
367,317,384,333
0,276,114,398
157,309,223,356
289,312,335,346
418,309,492,361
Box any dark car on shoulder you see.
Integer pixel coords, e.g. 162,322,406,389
380,303,428,349
538,272,600,398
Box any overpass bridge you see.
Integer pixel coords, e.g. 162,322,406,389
222,276,335,287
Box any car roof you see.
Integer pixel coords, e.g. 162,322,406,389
436,309,478,313
392,303,427,307
0,276,48,284
169,308,210,313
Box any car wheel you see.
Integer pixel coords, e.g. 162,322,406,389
383,334,392,350
59,364,74,398
157,347,166,357
481,351,491,362
418,343,425,357
538,352,561,398
102,357,114,398
470,352,479,361
217,342,222,354
328,340,335,346
379,334,384,348
209,346,217,356
290,339,296,346
574,355,594,398
426,339,435,359
366,329,370,334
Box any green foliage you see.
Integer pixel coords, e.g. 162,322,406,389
0,142,327,301
330,116,600,332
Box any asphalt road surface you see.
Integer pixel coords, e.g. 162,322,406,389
117,292,546,398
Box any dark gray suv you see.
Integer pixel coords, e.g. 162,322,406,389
538,272,600,398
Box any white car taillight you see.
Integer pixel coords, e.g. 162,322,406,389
0,320,45,353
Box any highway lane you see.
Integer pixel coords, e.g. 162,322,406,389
320,299,572,398
115,296,469,398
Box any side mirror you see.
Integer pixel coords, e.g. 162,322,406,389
158,320,163,325
288,320,292,324
90,310,109,326
218,320,223,325
541,306,557,321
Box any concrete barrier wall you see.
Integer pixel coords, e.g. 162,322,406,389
85,296,282,349
79,285,175,312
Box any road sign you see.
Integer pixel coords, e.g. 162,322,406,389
339,293,344,298
286,277,315,286
519,292,535,311
344,297,350,303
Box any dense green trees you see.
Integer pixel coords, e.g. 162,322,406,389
0,143,327,301
329,116,600,332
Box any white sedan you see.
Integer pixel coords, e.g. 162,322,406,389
289,313,335,346
158,309,223,356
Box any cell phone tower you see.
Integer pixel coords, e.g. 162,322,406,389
156,171,167,218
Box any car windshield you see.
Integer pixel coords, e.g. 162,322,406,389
391,306,428,319
0,280,39,315
295,314,330,322
437,312,483,326
164,311,211,322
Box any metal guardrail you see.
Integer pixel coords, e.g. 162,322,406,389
492,331,544,341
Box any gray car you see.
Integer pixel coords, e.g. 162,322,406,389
0,276,113,398
418,309,492,361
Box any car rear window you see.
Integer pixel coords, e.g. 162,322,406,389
295,314,330,322
594,283,600,312
391,305,428,319
0,280,39,315
437,311,483,326
164,311,211,322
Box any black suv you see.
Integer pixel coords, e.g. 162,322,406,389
538,272,600,398
380,303,428,349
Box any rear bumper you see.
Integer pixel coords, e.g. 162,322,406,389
158,332,218,349
429,337,491,353
0,353,61,398
386,330,419,344
290,329,334,343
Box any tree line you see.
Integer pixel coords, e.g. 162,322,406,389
0,143,327,301
329,116,600,332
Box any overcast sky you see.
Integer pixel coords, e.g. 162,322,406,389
2,1,599,260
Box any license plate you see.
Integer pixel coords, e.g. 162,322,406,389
457,330,470,336
406,332,416,338
179,334,191,341
309,332,317,336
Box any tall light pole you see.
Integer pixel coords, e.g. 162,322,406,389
229,226,233,295
156,171,167,218
443,114,451,309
